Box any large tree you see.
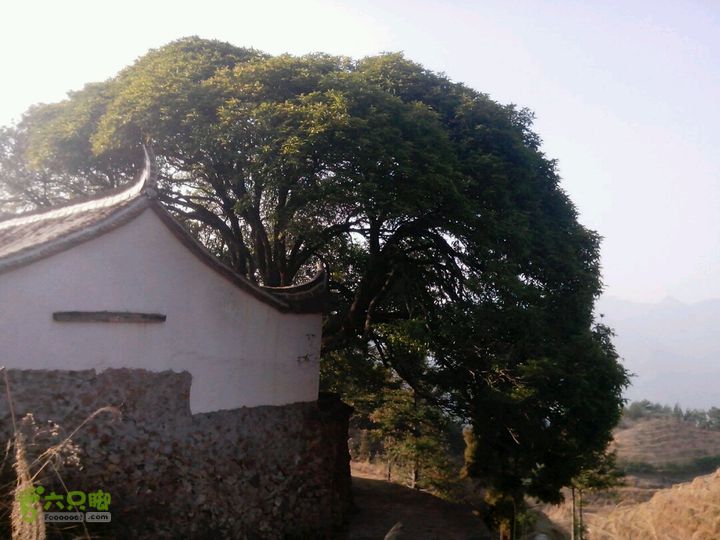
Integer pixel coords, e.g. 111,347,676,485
0,37,628,504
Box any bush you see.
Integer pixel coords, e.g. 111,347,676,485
621,455,720,477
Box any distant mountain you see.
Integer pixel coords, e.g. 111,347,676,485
596,295,720,409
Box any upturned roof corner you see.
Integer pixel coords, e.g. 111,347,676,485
0,146,325,314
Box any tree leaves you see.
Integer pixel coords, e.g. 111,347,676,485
0,38,629,504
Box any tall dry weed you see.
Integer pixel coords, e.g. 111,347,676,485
10,432,45,540
1,367,120,540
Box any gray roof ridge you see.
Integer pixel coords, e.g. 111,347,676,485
0,197,150,275
0,145,157,231
0,146,326,313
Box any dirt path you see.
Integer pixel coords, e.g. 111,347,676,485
341,471,492,540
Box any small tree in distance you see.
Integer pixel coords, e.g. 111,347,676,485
571,451,624,540
370,387,455,490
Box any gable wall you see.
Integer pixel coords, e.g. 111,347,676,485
0,209,321,412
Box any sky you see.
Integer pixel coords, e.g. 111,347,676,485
2,0,720,303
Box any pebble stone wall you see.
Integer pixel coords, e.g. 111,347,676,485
0,368,353,539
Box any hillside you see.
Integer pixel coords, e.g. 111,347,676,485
344,464,491,539
588,470,720,539
347,416,720,539
614,417,720,466
543,415,720,537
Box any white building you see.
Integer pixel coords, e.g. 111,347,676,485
0,150,325,413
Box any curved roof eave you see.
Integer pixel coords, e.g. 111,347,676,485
0,147,326,314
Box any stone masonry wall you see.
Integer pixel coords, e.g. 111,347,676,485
0,369,352,539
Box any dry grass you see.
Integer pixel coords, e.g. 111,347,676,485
541,418,720,538
0,367,120,540
1,367,45,540
10,433,45,540
351,460,390,481
613,418,720,465
588,469,720,539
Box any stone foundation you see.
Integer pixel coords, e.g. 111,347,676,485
0,369,352,539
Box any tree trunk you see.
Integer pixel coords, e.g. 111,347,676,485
410,461,418,489
411,391,419,489
386,459,392,482
571,486,576,540
579,489,584,540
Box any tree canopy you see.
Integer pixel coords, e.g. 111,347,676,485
0,37,629,504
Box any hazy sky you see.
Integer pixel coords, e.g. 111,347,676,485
2,0,719,303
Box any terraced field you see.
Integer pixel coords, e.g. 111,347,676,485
543,416,720,538
614,418,720,465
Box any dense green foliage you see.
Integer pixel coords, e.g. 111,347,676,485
622,455,720,476
0,37,629,505
370,387,457,489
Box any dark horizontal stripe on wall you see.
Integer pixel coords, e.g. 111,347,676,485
53,311,167,323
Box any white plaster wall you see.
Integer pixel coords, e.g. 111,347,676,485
0,209,322,413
